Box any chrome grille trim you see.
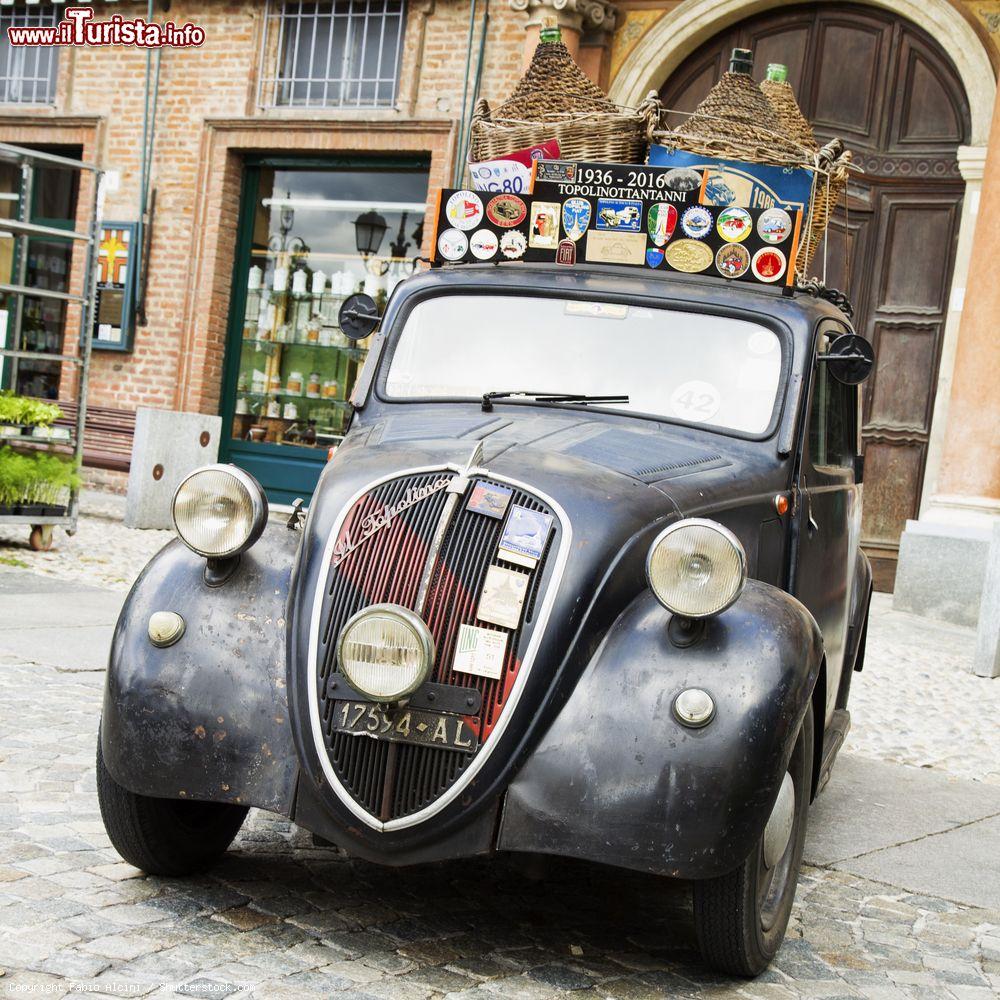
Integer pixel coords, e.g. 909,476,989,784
306,463,571,832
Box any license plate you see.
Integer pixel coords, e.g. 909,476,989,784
331,700,478,754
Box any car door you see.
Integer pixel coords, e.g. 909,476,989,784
792,329,863,725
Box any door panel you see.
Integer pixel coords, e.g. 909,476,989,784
659,3,970,591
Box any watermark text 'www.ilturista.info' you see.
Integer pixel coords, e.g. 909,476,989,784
7,6,205,48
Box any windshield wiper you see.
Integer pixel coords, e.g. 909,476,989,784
481,390,629,412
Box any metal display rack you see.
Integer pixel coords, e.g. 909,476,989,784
0,142,102,549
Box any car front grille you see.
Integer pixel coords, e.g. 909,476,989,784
315,471,557,823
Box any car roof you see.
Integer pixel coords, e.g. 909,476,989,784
392,263,852,332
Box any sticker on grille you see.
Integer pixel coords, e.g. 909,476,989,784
315,472,555,822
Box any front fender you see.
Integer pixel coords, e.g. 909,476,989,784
101,525,301,814
498,580,823,878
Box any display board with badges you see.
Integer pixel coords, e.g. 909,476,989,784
429,161,803,287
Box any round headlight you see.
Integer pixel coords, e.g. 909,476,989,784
646,518,746,619
172,465,268,559
337,604,434,702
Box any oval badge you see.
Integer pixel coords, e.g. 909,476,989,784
499,230,527,260
562,197,591,241
716,243,750,279
647,203,678,247
680,205,713,240
437,228,469,261
486,194,527,228
446,190,484,231
717,206,753,243
752,246,787,283
757,207,793,245
469,228,499,261
665,239,713,273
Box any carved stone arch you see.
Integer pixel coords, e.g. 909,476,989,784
608,0,994,144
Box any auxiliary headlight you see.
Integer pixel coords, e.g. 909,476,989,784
337,604,434,702
646,518,746,619
171,465,268,559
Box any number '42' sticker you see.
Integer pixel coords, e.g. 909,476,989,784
670,380,721,423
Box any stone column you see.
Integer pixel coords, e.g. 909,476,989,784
509,0,618,74
894,96,1000,667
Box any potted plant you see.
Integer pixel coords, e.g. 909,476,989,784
0,447,80,517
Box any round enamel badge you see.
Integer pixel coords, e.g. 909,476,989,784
437,228,469,261
751,246,787,283
757,207,793,244
665,238,713,273
446,190,484,231
499,230,527,259
716,243,750,279
486,194,527,228
716,206,753,243
469,228,499,261
680,205,713,240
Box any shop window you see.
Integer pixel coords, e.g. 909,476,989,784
0,5,60,105
221,160,428,504
259,0,407,109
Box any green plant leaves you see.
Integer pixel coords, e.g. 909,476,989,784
0,391,63,428
0,446,80,508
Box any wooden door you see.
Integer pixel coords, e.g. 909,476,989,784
660,4,971,589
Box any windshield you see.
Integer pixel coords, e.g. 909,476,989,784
384,294,784,435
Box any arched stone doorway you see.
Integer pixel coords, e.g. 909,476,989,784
650,4,976,589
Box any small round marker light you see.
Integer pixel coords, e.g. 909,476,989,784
673,687,715,728
774,493,789,516
148,611,185,648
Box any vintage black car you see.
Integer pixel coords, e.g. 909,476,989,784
97,264,873,977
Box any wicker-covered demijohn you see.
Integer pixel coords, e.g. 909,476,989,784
656,66,806,166
469,30,658,164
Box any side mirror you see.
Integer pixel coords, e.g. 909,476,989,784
819,333,874,385
338,293,380,341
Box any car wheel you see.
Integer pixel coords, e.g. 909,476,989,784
96,729,249,877
692,702,814,977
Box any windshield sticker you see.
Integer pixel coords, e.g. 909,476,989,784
469,229,499,261
717,206,753,243
665,239,713,273
562,197,591,241
680,205,713,239
565,301,628,320
453,623,507,680
528,202,560,248
445,190,484,231
486,194,527,228
716,243,750,279
437,228,469,262
596,198,643,232
646,247,665,268
671,381,721,424
748,330,778,355
500,230,527,259
647,203,678,246
477,564,531,629
498,505,554,568
757,208,793,244
752,247,787,283
584,230,646,266
467,482,513,519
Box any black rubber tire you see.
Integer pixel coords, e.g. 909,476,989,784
96,731,249,877
692,703,814,977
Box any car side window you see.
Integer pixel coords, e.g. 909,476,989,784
808,361,855,470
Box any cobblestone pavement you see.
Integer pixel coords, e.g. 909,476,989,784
0,491,172,591
843,594,999,786
2,493,999,998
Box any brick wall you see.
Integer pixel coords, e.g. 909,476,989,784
0,0,527,423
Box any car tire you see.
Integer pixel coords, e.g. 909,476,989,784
96,730,249,877
692,702,814,977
